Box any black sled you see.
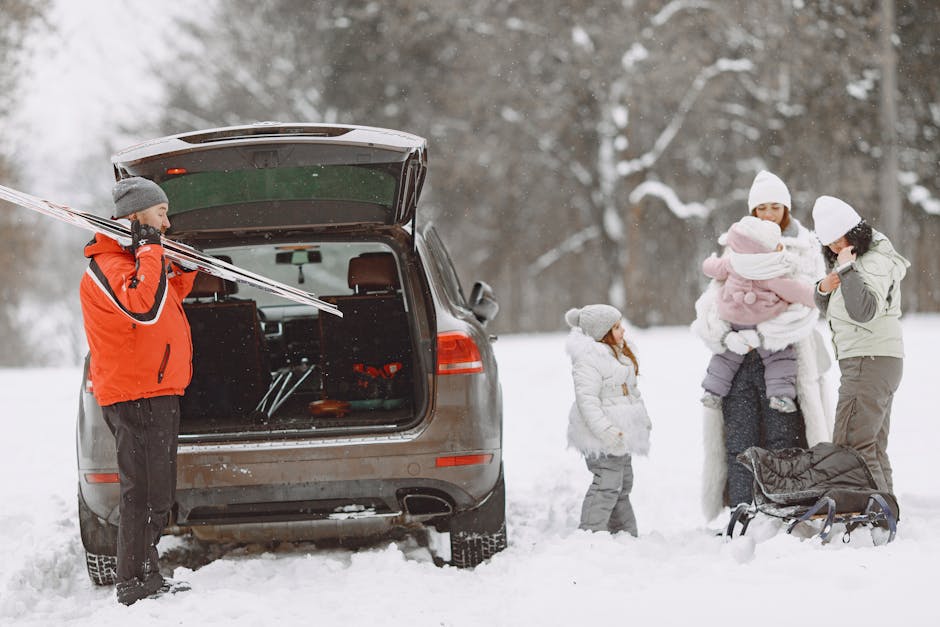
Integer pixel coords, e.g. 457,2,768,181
723,443,899,545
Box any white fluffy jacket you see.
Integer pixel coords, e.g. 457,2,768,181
692,218,835,520
565,328,652,457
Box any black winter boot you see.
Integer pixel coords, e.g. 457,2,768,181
115,579,151,606
143,570,191,597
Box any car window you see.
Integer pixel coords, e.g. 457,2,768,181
207,241,397,307
424,225,467,307
162,164,399,215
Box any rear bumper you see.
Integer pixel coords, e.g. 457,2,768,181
175,450,501,520
80,446,501,542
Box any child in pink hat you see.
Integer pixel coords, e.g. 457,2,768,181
700,216,816,413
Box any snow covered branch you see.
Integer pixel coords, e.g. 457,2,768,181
616,58,753,178
651,0,718,26
628,180,711,219
901,171,940,215
528,225,600,276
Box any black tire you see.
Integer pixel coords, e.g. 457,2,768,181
448,466,507,568
77,486,118,585
85,552,117,586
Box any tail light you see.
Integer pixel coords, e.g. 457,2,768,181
85,473,120,484
436,331,483,375
435,454,493,467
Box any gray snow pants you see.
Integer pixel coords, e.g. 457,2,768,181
704,343,798,400
723,350,807,506
833,356,903,493
102,395,181,584
579,454,637,536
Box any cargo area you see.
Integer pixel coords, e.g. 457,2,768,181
178,240,421,439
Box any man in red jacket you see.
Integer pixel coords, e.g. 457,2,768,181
80,177,196,605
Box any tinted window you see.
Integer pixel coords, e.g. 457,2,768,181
162,165,398,215
424,225,467,307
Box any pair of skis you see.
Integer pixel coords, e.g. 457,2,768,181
0,183,342,317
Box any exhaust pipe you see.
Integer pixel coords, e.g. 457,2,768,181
402,493,453,517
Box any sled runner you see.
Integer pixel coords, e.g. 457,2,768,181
724,442,899,545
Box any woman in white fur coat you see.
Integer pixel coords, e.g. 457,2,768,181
691,171,834,521
565,305,651,536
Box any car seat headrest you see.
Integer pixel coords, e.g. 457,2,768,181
348,252,399,293
187,255,238,299
188,273,237,299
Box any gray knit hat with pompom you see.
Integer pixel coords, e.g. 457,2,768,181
565,304,622,341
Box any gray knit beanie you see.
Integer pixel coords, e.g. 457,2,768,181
111,177,168,218
565,304,622,341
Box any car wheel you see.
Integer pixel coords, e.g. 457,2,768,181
448,466,507,568
84,552,117,586
77,486,118,585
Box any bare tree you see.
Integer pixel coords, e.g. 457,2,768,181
149,0,939,332
0,0,49,365
879,0,901,241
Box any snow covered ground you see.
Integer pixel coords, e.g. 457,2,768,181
1,318,937,626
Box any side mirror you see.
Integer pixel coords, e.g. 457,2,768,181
469,281,499,325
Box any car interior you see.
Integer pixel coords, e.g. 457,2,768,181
178,242,418,438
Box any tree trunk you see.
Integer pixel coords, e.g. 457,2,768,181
879,0,901,241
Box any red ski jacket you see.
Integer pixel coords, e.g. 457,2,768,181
79,233,197,406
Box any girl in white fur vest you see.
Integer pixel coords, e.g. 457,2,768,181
565,305,651,536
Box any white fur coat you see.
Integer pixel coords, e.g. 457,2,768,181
692,218,835,520
565,328,651,458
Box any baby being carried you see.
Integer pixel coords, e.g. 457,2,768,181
701,216,816,413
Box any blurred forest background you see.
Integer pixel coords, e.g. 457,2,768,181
1,0,938,366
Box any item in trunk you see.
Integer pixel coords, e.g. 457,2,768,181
308,399,351,417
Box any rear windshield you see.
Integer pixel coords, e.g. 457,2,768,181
203,241,399,308
161,165,398,215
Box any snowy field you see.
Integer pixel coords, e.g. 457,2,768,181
1,318,937,626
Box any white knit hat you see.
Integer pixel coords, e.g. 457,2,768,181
747,170,791,212
730,215,781,252
812,195,862,245
565,305,622,341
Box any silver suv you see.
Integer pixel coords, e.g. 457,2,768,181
76,123,505,585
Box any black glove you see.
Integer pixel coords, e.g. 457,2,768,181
131,220,162,250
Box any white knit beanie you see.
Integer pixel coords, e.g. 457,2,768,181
565,305,622,341
731,215,781,252
747,170,791,212
812,195,862,245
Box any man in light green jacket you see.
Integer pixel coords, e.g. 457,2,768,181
812,196,910,494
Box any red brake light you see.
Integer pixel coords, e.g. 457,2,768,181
165,167,187,175
85,473,120,484
436,332,483,375
435,454,493,467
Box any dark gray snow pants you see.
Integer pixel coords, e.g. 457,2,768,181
102,395,180,584
722,351,807,506
833,356,903,493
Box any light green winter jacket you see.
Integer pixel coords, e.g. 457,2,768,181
820,231,910,360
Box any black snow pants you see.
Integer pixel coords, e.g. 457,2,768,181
722,351,807,506
102,395,181,584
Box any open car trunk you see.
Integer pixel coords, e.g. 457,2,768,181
177,238,424,442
